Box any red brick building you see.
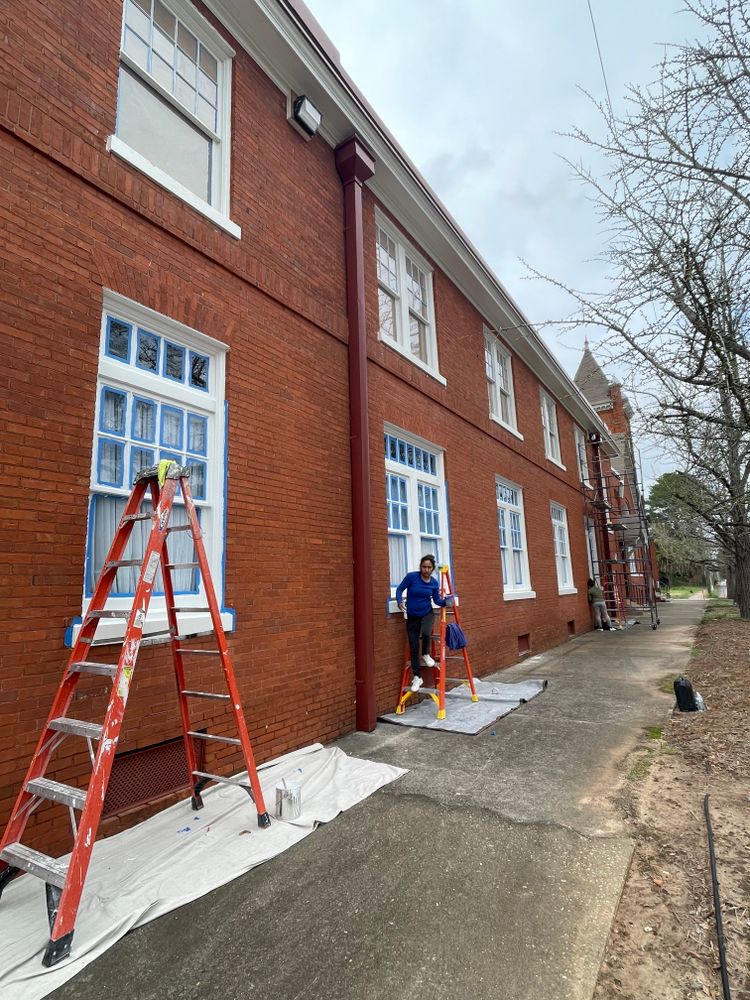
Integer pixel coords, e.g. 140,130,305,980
1,0,642,851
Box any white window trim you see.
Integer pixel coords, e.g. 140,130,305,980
574,426,590,486
375,210,444,384
551,502,577,595
484,329,522,437
496,475,535,600
108,0,240,239
71,289,231,646
385,424,450,613
540,390,566,469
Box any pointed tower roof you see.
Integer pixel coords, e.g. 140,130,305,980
573,342,612,408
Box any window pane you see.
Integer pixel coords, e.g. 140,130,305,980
131,446,155,482
98,439,124,486
154,0,176,37
151,52,173,89
161,406,183,449
101,389,126,435
175,75,196,111
376,228,398,291
137,329,159,371
133,398,156,441
176,50,196,85
133,0,152,14
187,414,207,455
198,69,217,104
196,97,216,130
107,319,130,360
199,46,217,81
388,534,408,588
405,257,427,317
186,459,206,500
378,289,396,341
409,315,428,362
117,67,211,203
177,23,198,60
190,352,209,390
164,341,185,381
125,0,150,39
123,27,150,69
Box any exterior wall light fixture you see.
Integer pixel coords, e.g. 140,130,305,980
293,95,322,138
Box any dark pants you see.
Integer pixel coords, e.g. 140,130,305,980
406,612,434,674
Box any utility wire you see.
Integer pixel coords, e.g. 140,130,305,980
586,0,614,116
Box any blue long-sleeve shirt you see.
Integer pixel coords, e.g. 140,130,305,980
396,572,446,618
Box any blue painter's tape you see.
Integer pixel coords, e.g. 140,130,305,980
64,616,83,649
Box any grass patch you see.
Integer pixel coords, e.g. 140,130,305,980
659,674,680,694
670,585,703,599
629,751,655,780
647,726,663,740
702,598,740,622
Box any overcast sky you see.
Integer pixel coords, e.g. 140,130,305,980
304,0,702,486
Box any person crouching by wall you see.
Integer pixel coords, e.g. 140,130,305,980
587,577,612,631
396,555,448,692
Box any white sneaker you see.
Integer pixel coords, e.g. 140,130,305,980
420,654,436,667
596,627,603,631
410,675,424,693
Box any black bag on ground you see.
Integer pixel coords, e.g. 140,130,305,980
674,676,697,712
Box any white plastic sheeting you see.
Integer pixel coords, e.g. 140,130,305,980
380,678,548,733
0,744,406,1000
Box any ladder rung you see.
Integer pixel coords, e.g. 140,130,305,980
122,513,153,523
0,843,69,889
165,562,199,569
48,718,103,740
166,524,192,533
188,731,242,746
69,661,118,678
174,630,215,642
86,610,131,620
192,770,250,790
171,607,211,613
139,631,173,647
105,559,143,569
181,690,230,700
26,778,86,811
178,649,221,656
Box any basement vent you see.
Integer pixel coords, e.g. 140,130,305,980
567,619,576,636
517,633,531,656
102,735,205,817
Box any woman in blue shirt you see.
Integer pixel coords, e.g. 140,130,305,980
396,554,448,692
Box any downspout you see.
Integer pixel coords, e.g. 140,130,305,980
335,136,377,732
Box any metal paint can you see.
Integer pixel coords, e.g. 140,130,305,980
275,780,302,820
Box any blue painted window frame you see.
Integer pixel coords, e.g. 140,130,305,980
98,386,128,437
189,351,210,392
187,413,208,456
163,341,186,383
131,395,157,443
105,316,132,363
130,446,156,484
186,458,207,500
97,437,125,488
136,327,161,373
160,405,184,451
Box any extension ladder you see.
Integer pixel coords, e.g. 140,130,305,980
0,461,270,967
396,565,478,720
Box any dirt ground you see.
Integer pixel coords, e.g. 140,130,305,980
594,601,750,1000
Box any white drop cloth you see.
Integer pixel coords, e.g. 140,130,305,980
0,744,406,1000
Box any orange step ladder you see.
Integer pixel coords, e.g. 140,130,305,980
0,460,270,967
396,565,478,720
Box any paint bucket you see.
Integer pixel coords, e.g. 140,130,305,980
275,780,302,820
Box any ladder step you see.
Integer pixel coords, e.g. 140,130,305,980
122,513,153,523
166,524,192,533
165,562,199,569
171,607,211,613
69,661,118,678
0,843,69,889
192,770,250,790
86,610,131,620
174,630,215,642
178,649,221,656
181,690,230,700
49,717,103,740
26,778,86,811
188,731,242,746
105,559,143,569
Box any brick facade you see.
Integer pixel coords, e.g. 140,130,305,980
2,0,624,852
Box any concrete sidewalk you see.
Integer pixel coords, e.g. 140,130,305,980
52,600,704,1000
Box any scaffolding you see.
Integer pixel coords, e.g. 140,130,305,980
584,434,660,631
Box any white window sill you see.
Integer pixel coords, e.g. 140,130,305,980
490,415,524,440
558,587,578,596
387,597,456,615
503,590,536,602
380,336,447,386
545,454,567,471
67,611,235,647
106,135,241,240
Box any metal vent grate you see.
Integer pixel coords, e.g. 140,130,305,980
102,735,205,817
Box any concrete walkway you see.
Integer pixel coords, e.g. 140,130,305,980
52,600,705,1000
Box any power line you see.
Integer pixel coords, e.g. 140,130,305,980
586,0,614,115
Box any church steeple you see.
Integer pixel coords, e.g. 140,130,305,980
574,341,611,408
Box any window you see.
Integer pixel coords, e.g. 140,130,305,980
574,427,590,485
385,430,448,601
584,516,599,582
551,503,576,594
541,391,563,466
110,0,238,236
375,216,442,381
496,478,534,599
485,332,519,433
75,290,229,645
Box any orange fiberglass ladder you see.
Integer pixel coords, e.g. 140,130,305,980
396,565,478,720
0,460,270,967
